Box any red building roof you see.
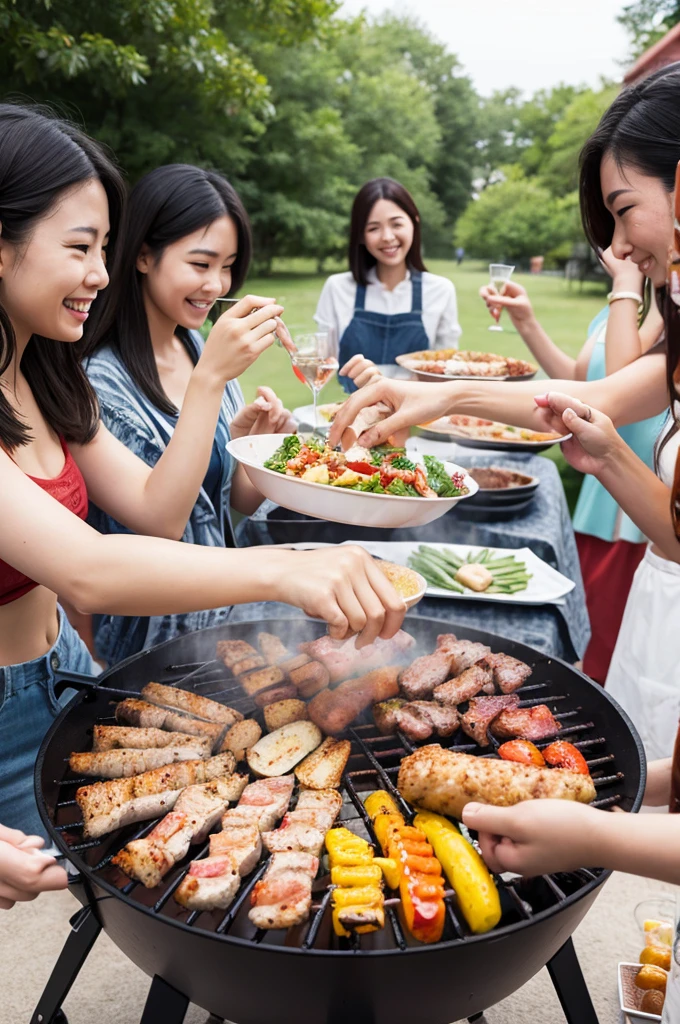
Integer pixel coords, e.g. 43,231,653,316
624,22,680,84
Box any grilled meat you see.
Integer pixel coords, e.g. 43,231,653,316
397,745,597,820
69,745,211,779
249,851,319,930
491,704,561,742
113,776,245,888
399,650,454,701
141,682,242,727
76,752,238,838
219,718,263,761
91,727,212,757
460,694,520,747
394,703,433,742
231,776,295,833
239,666,285,697
288,660,330,699
408,701,459,738
433,662,494,707
374,698,459,742
175,855,241,912
258,632,290,666
373,698,407,735
262,789,342,856
307,667,401,735
436,639,492,676
208,824,262,875
253,682,297,708
216,640,262,672
115,699,224,751
299,630,415,684
480,652,532,693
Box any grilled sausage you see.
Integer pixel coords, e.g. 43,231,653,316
307,667,401,735
69,746,210,779
289,660,330,699
92,726,211,755
141,682,243,727
115,699,225,751
253,682,298,708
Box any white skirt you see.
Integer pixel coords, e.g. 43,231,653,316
606,546,680,761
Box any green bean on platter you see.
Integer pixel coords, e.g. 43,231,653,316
407,545,532,597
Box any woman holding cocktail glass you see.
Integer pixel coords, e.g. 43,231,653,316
314,177,461,391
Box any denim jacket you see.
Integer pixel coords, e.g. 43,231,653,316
84,333,243,665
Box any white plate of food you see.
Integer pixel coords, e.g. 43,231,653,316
292,401,346,432
396,349,538,382
226,434,478,528
335,541,575,605
417,414,570,452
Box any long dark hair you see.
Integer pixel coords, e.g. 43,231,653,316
0,104,125,451
579,63,680,432
86,164,252,416
348,178,427,286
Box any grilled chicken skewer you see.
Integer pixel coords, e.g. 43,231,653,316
249,851,319,931
113,774,248,888
76,752,237,838
70,744,212,779
261,789,342,857
92,726,212,755
116,698,225,752
398,745,596,820
175,776,294,912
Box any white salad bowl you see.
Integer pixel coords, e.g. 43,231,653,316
226,434,478,528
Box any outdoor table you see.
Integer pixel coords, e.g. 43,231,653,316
232,444,590,663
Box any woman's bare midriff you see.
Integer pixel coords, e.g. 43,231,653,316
0,587,60,667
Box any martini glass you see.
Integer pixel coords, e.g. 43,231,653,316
488,263,515,332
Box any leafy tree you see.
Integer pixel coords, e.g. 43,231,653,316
539,84,618,196
618,0,680,60
474,88,525,189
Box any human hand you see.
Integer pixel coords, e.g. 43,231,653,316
598,246,644,292
462,800,599,876
0,833,68,910
479,281,534,326
229,387,296,439
340,354,383,390
199,294,284,384
328,378,455,450
271,545,406,647
533,392,623,475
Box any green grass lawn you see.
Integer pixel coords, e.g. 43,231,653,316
237,260,607,513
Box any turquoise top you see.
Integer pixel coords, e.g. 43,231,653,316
572,308,666,543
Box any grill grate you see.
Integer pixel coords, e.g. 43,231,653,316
47,646,628,955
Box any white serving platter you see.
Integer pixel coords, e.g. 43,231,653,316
226,435,478,529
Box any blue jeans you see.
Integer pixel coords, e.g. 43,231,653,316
0,609,97,840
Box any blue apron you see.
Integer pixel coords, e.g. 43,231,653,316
338,272,430,392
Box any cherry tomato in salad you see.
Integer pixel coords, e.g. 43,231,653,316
345,461,375,476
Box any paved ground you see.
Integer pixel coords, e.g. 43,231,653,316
1,870,676,1024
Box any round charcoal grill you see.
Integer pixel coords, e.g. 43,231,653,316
32,615,646,1024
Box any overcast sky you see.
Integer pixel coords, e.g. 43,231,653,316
340,0,632,96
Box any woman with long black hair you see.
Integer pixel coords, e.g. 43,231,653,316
0,104,405,861
82,164,295,665
314,177,461,391
331,63,680,759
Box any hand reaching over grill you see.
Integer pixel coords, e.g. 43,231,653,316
0,829,68,910
462,799,599,877
271,546,406,647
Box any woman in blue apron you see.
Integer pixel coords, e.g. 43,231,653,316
314,177,461,391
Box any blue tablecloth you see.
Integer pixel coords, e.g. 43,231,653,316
233,448,590,663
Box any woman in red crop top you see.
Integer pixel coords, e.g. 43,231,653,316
0,107,405,902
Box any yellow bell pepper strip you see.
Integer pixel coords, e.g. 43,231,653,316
372,856,400,890
365,790,446,944
325,828,385,937
413,810,501,935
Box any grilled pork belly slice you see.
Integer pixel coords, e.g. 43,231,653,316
235,776,295,832
261,789,342,857
76,752,238,838
491,704,561,741
307,667,401,735
113,775,246,888
175,855,241,912
460,694,520,747
92,726,212,756
398,744,596,820
115,699,224,751
249,851,319,930
299,630,415,684
69,745,211,779
209,823,262,876
141,682,242,727
433,662,494,707
435,639,492,676
479,652,532,693
258,632,290,666
399,650,455,701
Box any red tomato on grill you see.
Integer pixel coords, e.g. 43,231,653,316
498,740,546,767
542,741,590,775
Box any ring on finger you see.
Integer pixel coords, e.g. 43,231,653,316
582,405,592,422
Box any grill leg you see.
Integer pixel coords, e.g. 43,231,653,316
139,975,189,1024
31,906,101,1024
547,937,599,1024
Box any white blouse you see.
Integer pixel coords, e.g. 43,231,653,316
313,267,462,357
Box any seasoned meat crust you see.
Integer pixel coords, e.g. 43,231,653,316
399,650,454,701
491,704,561,741
397,745,596,819
480,652,532,693
433,662,494,707
460,694,520,746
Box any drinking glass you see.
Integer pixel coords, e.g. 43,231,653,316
488,263,515,332
288,326,339,432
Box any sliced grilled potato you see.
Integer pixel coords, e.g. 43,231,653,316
246,721,322,778
294,736,351,790
264,699,308,732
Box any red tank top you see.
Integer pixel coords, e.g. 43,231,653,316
0,437,88,605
